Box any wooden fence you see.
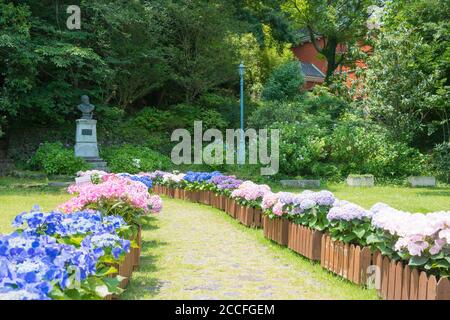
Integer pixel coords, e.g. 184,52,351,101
236,206,263,228
263,216,289,246
288,223,322,261
105,227,142,300
320,234,372,285
372,251,450,300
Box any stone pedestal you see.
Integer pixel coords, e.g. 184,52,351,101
75,119,99,158
74,119,108,171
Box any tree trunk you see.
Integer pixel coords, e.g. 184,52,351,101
324,37,338,84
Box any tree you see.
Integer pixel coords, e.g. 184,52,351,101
85,0,171,109
362,0,450,147
228,0,297,46
261,60,304,101
283,0,375,83
165,0,239,103
0,0,109,129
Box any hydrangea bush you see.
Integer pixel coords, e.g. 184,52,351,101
209,175,243,196
1,208,133,300
59,174,162,227
182,171,222,191
231,181,271,208
369,203,450,276
261,190,335,232
327,200,373,245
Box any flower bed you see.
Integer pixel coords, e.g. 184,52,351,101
1,209,132,300
148,170,450,300
0,172,163,300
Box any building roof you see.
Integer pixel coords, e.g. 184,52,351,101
300,62,325,79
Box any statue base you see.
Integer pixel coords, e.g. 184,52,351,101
74,119,108,171
84,157,109,172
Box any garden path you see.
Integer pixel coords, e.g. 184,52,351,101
121,198,377,300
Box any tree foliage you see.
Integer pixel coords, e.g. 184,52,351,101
282,0,375,82
362,0,450,147
261,60,304,101
0,0,291,140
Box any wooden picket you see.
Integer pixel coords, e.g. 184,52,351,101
409,268,419,300
437,278,450,300
387,260,396,300
320,234,326,268
427,275,437,300
394,262,403,300
418,271,428,300
131,226,142,271
343,243,349,279
401,265,411,300
381,256,389,299
348,244,355,282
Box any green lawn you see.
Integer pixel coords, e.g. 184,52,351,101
271,183,450,213
0,179,71,233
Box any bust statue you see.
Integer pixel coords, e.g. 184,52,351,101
77,95,95,120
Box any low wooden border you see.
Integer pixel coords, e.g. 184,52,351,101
263,216,289,246
320,234,372,285
236,206,263,229
372,251,450,300
105,249,135,300
131,226,142,271
288,222,322,261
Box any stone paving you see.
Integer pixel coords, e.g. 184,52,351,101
122,198,378,300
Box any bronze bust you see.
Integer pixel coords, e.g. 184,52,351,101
78,95,95,120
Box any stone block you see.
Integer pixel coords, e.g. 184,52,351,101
346,175,375,187
280,180,321,188
407,176,436,187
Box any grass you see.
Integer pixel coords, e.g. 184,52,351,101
0,177,71,234
123,198,378,300
270,183,450,213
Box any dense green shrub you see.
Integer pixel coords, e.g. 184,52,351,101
274,122,327,177
248,100,305,129
249,88,348,130
432,142,450,183
329,115,427,179
30,142,89,175
261,60,304,101
101,145,172,174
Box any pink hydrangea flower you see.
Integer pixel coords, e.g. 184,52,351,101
59,175,159,214
272,202,284,216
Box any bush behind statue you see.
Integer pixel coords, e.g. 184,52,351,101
30,142,89,175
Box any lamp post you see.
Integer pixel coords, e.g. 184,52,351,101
238,62,245,164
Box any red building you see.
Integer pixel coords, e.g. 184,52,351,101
292,34,370,89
